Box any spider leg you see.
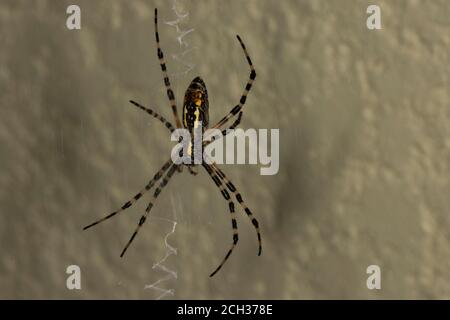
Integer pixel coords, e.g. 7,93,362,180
83,159,173,230
120,164,178,257
211,162,262,256
222,111,243,135
203,112,243,147
154,8,182,128
129,100,175,133
203,163,239,277
212,35,256,130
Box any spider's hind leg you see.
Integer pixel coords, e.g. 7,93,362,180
203,163,239,277
120,163,178,257
211,162,262,256
83,159,173,230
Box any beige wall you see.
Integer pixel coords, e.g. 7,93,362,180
0,0,449,299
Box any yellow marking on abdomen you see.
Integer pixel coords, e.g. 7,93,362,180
193,108,201,129
183,107,188,127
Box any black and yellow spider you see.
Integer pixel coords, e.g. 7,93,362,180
84,8,261,277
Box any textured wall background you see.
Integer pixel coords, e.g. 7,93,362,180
0,0,449,299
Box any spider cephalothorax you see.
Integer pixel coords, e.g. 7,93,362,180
84,8,260,277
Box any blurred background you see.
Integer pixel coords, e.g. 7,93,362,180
0,0,449,299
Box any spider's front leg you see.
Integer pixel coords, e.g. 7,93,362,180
211,34,256,130
154,8,182,128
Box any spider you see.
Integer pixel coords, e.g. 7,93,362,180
84,8,261,277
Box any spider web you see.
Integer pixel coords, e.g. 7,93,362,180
143,195,181,299
143,0,195,300
165,0,196,79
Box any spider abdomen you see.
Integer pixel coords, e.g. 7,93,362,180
183,76,209,132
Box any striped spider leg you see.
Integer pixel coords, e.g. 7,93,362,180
202,162,239,277
129,100,175,133
155,8,182,129
203,111,243,146
211,35,256,130
120,163,179,257
202,157,261,277
83,100,177,231
209,161,261,256
83,158,173,231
